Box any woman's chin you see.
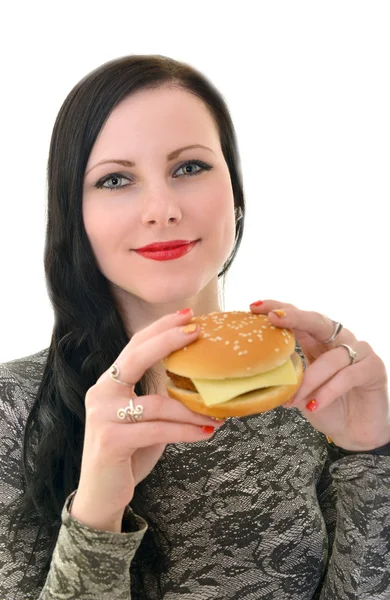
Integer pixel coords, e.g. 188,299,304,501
137,282,203,305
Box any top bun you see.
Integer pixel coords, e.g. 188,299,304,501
162,311,296,379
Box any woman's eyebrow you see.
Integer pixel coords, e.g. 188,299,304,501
85,144,215,175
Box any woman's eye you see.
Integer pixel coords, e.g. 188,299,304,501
174,160,210,178
96,174,131,191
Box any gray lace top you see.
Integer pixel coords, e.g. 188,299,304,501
0,348,389,599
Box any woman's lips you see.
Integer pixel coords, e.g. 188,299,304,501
134,240,199,261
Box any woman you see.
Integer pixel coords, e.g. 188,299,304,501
0,54,389,600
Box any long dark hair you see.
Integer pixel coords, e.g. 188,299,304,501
7,54,245,597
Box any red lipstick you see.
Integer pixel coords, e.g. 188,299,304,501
134,240,199,261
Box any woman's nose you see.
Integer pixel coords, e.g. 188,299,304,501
141,191,182,227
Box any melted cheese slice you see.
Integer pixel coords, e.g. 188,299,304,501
192,358,297,407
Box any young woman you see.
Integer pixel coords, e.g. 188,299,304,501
0,54,389,600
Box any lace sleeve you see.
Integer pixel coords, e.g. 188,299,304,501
40,492,147,600
0,363,147,600
315,453,390,599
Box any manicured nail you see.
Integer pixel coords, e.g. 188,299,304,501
272,309,287,318
177,308,192,316
250,300,264,307
201,426,215,434
180,323,198,334
210,418,226,426
306,399,318,411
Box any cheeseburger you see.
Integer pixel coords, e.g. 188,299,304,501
161,311,304,418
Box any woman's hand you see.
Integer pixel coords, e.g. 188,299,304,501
70,309,223,532
250,300,389,452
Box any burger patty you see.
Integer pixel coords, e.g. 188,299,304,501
166,370,197,392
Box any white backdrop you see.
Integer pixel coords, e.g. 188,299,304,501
0,1,389,373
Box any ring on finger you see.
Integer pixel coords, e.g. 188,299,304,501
336,343,358,365
109,363,134,388
109,363,143,423
117,397,144,423
321,319,343,344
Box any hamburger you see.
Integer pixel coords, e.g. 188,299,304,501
161,311,304,418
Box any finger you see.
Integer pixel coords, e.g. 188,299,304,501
249,299,295,313
97,314,200,392
130,421,219,447
266,306,357,347
95,309,194,387
96,420,219,457
91,392,225,428
297,354,386,420
289,340,370,409
129,307,194,346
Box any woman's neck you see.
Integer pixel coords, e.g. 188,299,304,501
113,276,223,336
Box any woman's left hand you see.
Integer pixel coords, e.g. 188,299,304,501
249,300,390,451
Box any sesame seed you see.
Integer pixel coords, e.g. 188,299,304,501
274,348,280,352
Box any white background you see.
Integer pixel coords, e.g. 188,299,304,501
0,1,389,373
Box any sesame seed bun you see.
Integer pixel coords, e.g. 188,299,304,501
161,311,304,418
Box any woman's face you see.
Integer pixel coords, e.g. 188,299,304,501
82,86,236,306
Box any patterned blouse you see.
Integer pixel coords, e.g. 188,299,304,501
0,348,389,599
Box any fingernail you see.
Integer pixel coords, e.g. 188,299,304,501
272,309,287,318
250,300,263,307
210,417,226,426
306,399,318,412
201,426,215,434
180,323,198,334
177,308,192,316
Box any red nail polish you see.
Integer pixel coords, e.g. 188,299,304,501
201,426,215,434
176,308,192,315
306,399,318,412
250,301,264,307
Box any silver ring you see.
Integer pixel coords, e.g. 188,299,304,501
109,363,134,388
117,397,144,423
322,320,343,344
337,343,358,365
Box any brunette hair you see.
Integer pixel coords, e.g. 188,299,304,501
7,54,245,597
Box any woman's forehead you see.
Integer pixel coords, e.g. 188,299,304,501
86,88,219,169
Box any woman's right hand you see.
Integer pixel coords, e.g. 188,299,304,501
70,309,222,532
